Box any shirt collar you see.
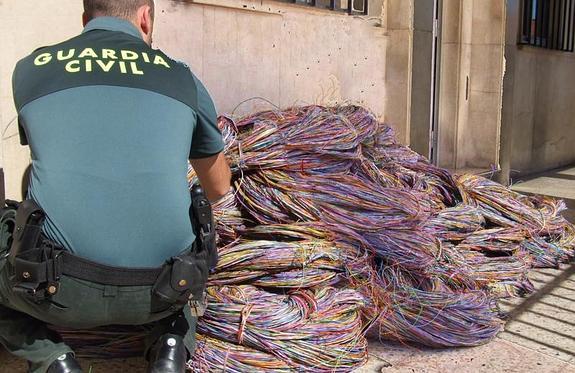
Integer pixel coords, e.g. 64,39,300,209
82,16,143,40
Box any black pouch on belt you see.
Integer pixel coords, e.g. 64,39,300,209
11,246,63,303
151,249,209,313
6,200,63,303
9,200,45,266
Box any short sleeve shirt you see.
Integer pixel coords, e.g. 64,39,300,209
12,17,224,268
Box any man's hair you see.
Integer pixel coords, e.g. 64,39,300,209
83,0,155,21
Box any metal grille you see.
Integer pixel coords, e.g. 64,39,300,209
286,0,368,15
520,0,575,52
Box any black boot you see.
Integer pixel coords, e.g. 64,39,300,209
46,353,83,373
147,334,188,373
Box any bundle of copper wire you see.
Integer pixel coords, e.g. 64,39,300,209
58,105,574,372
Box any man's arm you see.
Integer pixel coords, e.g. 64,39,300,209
190,152,231,202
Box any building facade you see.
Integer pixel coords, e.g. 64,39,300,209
0,0,573,198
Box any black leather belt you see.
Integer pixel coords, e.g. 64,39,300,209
13,244,166,287
59,251,163,286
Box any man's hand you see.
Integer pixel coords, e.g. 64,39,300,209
190,152,232,202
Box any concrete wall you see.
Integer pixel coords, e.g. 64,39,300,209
501,0,575,181
437,0,506,172
155,0,386,116
409,0,435,159
381,0,413,145
0,0,388,199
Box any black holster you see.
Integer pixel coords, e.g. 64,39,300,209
151,246,209,313
190,184,218,270
151,184,215,313
9,200,45,266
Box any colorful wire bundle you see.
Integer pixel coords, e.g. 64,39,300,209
211,190,246,244
190,335,292,373
196,285,368,372
424,205,485,241
56,105,575,372
208,237,349,287
206,105,574,353
375,280,503,348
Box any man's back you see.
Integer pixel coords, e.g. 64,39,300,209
12,17,224,268
2,4,229,371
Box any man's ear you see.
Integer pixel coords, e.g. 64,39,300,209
137,5,153,38
82,12,90,27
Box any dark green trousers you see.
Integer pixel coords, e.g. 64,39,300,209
0,255,196,373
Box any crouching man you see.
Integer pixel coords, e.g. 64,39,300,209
0,1,231,372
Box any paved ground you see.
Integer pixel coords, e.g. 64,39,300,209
357,265,575,373
1,166,574,372
512,165,575,222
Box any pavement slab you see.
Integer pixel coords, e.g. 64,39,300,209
357,338,575,373
497,265,575,364
512,177,575,200
511,165,575,223
557,167,575,177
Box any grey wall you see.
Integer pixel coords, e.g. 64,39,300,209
502,0,575,180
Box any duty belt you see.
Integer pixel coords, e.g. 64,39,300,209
12,240,208,314
14,245,164,287
3,184,215,310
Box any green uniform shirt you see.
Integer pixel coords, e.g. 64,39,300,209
12,17,224,268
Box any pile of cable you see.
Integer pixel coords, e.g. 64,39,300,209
187,105,573,359
190,285,368,372
56,105,574,372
